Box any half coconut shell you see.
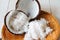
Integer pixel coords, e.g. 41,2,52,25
4,10,29,34
16,0,41,19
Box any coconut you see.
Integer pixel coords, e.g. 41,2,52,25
16,0,40,19
4,10,29,34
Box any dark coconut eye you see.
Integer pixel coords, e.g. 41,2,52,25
4,10,29,34
16,0,41,19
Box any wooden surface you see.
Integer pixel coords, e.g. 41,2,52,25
0,0,60,38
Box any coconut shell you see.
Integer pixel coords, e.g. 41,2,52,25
2,10,60,40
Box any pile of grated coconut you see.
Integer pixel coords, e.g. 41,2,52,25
24,18,53,40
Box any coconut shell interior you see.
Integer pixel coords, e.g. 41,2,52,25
2,10,60,40
16,0,41,19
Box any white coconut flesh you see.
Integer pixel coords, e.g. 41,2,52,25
16,0,39,19
24,18,53,40
6,10,29,34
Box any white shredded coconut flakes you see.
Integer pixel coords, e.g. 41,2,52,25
24,18,53,40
